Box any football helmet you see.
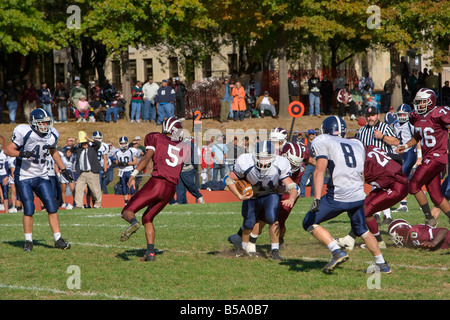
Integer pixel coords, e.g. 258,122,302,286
254,140,276,173
281,142,305,172
397,104,411,123
30,108,53,135
413,88,436,114
268,127,288,150
162,117,184,141
320,116,346,138
119,136,129,150
388,219,411,247
92,131,103,141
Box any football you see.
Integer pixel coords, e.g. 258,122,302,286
235,179,253,197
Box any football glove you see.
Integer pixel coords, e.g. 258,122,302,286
60,169,74,183
118,161,128,167
19,150,34,158
310,199,321,213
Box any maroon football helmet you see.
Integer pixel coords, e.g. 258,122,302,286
413,88,436,114
162,117,184,141
388,219,411,247
281,142,305,172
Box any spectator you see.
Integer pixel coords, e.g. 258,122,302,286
142,76,159,123
308,71,321,117
442,80,450,106
4,80,20,124
91,96,107,122
351,84,363,116
155,80,175,125
218,77,232,123
105,94,126,123
401,56,410,83
55,82,69,123
333,70,347,94
383,75,395,113
243,136,253,154
211,135,227,182
232,81,246,121
75,96,90,122
320,73,333,115
101,79,117,107
337,84,357,120
90,80,101,101
71,134,102,209
244,74,261,111
256,90,278,119
408,69,418,92
226,136,244,173
22,80,39,122
174,77,188,120
70,76,87,108
299,129,316,197
288,72,300,103
384,105,398,127
38,82,55,121
402,81,412,105
201,139,214,183
300,77,310,109
425,70,439,96
130,80,143,124
359,71,374,92
363,93,379,115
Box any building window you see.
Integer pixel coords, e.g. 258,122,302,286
169,57,179,78
202,56,212,79
144,59,153,81
185,56,195,81
228,54,238,75
129,59,137,85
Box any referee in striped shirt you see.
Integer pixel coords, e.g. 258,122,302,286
356,106,399,153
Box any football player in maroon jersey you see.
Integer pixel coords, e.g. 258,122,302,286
398,88,450,227
336,145,409,250
119,117,189,261
388,219,449,250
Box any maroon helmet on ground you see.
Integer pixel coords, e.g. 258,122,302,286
388,219,411,247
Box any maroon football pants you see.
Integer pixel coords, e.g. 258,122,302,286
409,158,446,206
122,177,176,225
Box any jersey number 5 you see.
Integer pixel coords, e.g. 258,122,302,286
166,144,181,167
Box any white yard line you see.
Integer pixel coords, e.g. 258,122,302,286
0,283,147,300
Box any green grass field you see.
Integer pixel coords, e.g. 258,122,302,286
0,195,448,302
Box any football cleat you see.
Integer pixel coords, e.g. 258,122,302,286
140,252,156,262
227,233,242,250
55,237,71,250
23,240,33,252
335,235,355,251
393,205,408,212
382,217,393,226
322,249,349,273
245,242,258,257
425,217,438,228
270,249,283,261
120,221,141,242
365,262,392,274
360,241,387,250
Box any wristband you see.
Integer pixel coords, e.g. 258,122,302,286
402,144,410,151
131,169,139,177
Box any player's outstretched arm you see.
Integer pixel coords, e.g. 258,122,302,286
281,177,299,208
128,148,154,186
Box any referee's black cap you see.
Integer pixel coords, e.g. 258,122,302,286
365,106,379,115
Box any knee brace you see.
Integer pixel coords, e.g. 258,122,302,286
306,223,320,234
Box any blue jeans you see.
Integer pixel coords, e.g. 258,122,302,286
157,103,175,124
229,102,234,118
41,103,55,121
309,93,320,116
6,101,17,123
213,163,226,182
131,102,142,121
175,169,203,204
142,99,156,121
300,164,315,197
105,107,122,122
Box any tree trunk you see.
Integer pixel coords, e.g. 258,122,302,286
390,45,403,108
277,27,289,118
121,47,131,121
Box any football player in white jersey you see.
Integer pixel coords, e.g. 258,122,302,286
114,137,138,204
225,140,299,260
0,146,10,213
58,148,75,209
7,156,22,212
4,108,73,252
303,116,391,274
392,104,421,212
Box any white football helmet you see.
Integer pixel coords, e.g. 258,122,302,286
254,140,276,174
268,127,288,151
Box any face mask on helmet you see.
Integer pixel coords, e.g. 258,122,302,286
397,112,409,123
162,117,184,141
388,219,411,248
254,141,276,173
413,89,436,114
30,109,53,135
282,143,303,172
